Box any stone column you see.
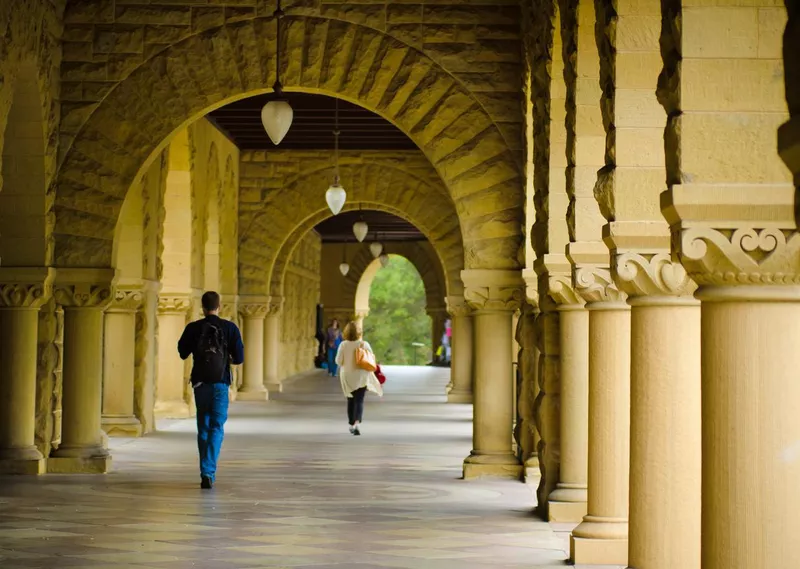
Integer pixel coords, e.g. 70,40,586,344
263,297,283,393
570,266,630,565
446,296,473,403
102,289,144,437
428,306,447,361
155,294,192,418
662,186,800,569
0,268,53,474
547,275,589,522
461,270,524,480
238,299,268,401
515,278,541,482
49,271,114,474
604,223,702,569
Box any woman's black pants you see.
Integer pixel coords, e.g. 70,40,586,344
347,387,367,425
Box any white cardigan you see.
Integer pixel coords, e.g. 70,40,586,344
335,340,383,398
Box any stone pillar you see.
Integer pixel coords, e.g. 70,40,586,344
238,299,268,401
155,294,192,418
101,289,144,437
461,270,524,480
428,306,447,361
662,186,799,569
570,266,630,565
604,223,702,569
263,297,283,393
353,309,369,329
0,268,53,474
49,271,114,474
446,296,473,403
515,287,540,482
546,275,589,522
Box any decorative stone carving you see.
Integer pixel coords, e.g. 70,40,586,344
461,270,524,313
157,295,192,314
547,274,584,307
107,289,144,313
662,184,800,288
574,266,627,304
0,282,52,309
446,296,471,317
267,296,285,315
54,284,113,309
240,303,268,319
613,252,697,297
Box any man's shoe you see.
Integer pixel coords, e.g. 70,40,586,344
201,476,213,489
353,426,361,436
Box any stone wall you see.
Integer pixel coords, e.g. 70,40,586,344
279,230,321,380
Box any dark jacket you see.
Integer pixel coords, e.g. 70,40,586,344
178,315,244,385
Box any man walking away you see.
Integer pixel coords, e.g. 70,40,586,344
178,291,244,489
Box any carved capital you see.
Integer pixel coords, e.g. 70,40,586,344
613,252,697,297
446,296,471,317
267,296,284,315
0,267,54,308
574,266,627,304
107,288,144,312
547,274,584,306
461,269,524,312
157,294,192,314
240,303,268,319
522,268,539,307
54,284,113,309
662,184,800,287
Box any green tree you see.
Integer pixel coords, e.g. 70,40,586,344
363,255,431,365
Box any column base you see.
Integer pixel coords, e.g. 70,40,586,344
154,399,192,419
463,453,523,480
548,485,588,522
523,456,540,483
47,456,112,474
570,516,629,565
236,389,269,401
447,389,473,404
0,458,46,475
102,416,143,437
265,381,282,393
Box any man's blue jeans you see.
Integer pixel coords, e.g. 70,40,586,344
327,347,338,376
194,382,229,481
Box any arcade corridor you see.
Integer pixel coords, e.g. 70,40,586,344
0,367,578,569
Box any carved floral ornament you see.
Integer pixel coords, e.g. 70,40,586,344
464,285,524,312
0,282,52,309
675,226,800,286
613,252,697,297
547,273,584,306
446,296,471,317
157,295,192,313
107,289,145,312
239,303,269,319
54,284,113,309
574,266,627,304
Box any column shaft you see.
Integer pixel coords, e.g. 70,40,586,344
548,306,589,521
463,310,522,480
627,298,700,569
0,308,45,473
571,303,630,565
447,313,473,403
263,312,280,392
700,294,800,569
239,313,267,400
155,311,192,418
102,310,142,436
49,307,110,473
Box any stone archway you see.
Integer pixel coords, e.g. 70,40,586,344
54,14,524,270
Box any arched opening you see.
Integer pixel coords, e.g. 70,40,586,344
0,60,47,266
361,255,433,366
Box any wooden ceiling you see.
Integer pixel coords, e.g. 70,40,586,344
314,210,425,244
207,92,418,151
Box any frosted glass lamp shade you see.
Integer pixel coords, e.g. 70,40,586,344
326,183,347,215
379,253,390,268
339,263,350,276
261,100,293,145
370,242,383,258
353,221,368,242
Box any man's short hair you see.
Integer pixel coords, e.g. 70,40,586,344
202,291,221,313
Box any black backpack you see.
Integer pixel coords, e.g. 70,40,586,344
194,320,227,384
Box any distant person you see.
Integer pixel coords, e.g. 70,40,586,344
178,291,244,489
326,319,342,376
335,322,383,435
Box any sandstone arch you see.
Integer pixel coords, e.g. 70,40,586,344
54,15,523,270
220,156,238,296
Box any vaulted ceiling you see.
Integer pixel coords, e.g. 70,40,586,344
207,93,417,151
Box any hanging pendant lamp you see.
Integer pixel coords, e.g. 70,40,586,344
352,220,368,242
339,240,350,276
325,97,347,215
370,241,383,258
261,0,293,145
379,253,390,268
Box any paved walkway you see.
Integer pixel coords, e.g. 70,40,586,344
0,366,576,569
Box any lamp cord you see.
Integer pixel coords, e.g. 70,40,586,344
334,97,340,183
274,0,284,94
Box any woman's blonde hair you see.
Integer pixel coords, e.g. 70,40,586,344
343,322,362,341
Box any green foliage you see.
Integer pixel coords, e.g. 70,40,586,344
363,255,431,365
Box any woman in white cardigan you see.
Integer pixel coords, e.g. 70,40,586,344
335,322,383,435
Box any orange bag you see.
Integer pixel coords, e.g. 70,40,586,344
355,342,377,372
